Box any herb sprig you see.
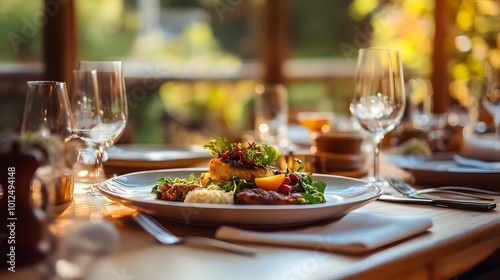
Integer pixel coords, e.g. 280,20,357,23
151,173,198,195
203,137,280,166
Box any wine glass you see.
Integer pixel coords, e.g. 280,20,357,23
20,81,76,275
21,81,74,212
21,81,75,209
70,61,128,191
21,81,73,144
483,63,500,149
349,48,406,183
254,83,289,150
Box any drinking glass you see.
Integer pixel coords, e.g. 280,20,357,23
70,61,128,191
350,48,406,183
21,81,73,144
483,64,500,149
254,83,289,150
19,81,76,274
21,81,75,208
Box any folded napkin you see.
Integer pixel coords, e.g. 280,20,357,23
215,212,432,254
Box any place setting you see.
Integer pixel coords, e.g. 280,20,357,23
2,54,500,280
5,1,500,278
95,49,455,258
385,151,500,190
384,62,500,192
87,50,495,255
97,136,435,256
385,125,500,191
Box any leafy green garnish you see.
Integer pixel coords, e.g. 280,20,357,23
203,137,232,156
213,176,257,194
203,137,280,166
151,173,198,195
256,142,281,166
297,193,319,204
297,173,326,204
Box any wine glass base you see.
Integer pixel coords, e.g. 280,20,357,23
83,184,103,196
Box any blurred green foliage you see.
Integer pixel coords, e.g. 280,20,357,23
6,1,495,143
0,1,43,62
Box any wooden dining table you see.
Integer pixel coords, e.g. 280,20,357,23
3,164,500,280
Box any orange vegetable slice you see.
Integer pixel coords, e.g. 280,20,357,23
199,172,210,186
255,174,285,191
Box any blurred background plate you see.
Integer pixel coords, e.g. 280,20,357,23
386,154,500,190
104,144,212,176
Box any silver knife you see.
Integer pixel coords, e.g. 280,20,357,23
378,194,497,211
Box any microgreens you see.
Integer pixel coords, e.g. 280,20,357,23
203,137,280,166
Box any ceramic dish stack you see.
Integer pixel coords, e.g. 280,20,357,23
313,131,367,178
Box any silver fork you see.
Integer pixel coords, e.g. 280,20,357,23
383,174,496,200
132,212,257,256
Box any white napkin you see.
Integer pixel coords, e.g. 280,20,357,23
215,212,432,254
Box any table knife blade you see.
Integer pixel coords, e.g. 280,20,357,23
378,195,497,211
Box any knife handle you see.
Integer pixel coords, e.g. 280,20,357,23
431,199,497,211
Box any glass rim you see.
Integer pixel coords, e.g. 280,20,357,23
72,69,98,73
78,61,123,72
27,81,66,86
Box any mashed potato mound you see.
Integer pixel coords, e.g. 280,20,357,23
184,189,234,204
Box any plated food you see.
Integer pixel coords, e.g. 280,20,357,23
151,138,327,205
98,169,380,227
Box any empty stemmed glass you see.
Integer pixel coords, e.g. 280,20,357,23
70,61,128,193
350,48,406,183
21,81,73,144
21,81,75,209
254,83,289,150
19,81,76,274
483,63,500,149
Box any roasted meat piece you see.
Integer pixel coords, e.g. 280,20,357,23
208,158,268,182
156,182,201,202
235,188,301,205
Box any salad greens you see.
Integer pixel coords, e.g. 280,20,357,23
151,173,198,195
203,137,280,166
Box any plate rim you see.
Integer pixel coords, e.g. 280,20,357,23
106,145,212,162
386,154,500,174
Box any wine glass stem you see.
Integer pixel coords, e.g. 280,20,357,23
372,135,384,182
94,144,105,184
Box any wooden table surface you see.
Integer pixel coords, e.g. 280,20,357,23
84,195,499,280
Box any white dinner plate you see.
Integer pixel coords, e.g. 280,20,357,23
97,168,381,228
104,145,212,175
386,154,500,190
